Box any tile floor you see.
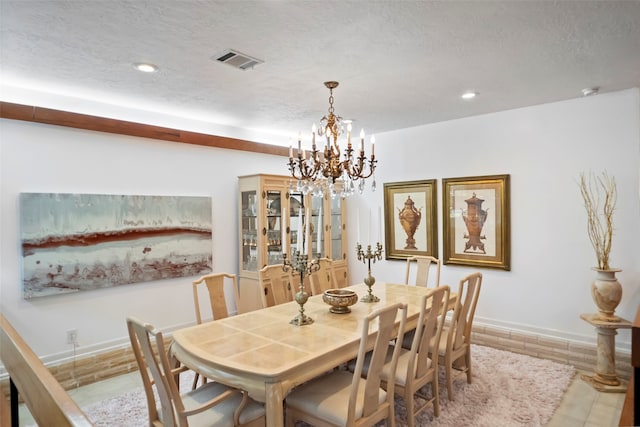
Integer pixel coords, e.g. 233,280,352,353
547,371,626,427
19,369,625,426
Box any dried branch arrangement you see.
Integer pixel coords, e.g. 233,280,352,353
579,171,617,270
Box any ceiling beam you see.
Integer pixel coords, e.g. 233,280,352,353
0,101,288,157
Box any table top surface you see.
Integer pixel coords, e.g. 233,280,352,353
171,282,455,379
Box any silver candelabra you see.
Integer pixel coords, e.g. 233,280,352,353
282,249,319,326
356,242,383,302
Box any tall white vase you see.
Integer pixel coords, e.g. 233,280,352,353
591,268,623,321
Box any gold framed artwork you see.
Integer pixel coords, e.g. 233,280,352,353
442,174,510,270
383,179,438,260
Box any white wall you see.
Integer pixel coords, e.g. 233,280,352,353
0,118,286,363
1,88,638,367
346,88,640,348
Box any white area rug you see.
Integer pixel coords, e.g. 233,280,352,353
82,345,575,427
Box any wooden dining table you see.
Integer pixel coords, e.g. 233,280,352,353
170,282,456,426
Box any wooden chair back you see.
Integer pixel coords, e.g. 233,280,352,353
449,272,482,351
309,257,338,295
331,261,349,288
399,285,450,421
259,264,293,307
411,285,450,380
349,303,408,424
405,255,441,287
192,272,240,323
437,271,482,400
127,317,266,427
127,317,175,427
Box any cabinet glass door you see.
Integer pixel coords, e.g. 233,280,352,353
265,190,284,266
330,196,343,260
241,190,258,271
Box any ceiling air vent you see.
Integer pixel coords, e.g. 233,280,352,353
214,49,263,70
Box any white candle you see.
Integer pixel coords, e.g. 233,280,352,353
282,216,287,251
312,124,316,150
305,207,311,255
357,208,361,243
347,123,352,147
317,202,323,254
368,208,372,244
371,135,375,156
378,206,382,243
297,206,302,252
289,144,293,159
359,129,365,153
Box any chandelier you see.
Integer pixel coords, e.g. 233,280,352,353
287,81,377,198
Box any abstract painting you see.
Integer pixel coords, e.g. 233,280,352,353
20,193,213,299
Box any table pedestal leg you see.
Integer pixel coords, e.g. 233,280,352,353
581,326,627,393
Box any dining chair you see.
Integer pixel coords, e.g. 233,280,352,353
285,303,408,427
258,264,294,307
400,256,442,350
309,257,338,295
192,273,241,323
436,271,482,401
192,272,241,389
331,261,349,288
126,317,266,427
359,286,450,427
404,255,441,288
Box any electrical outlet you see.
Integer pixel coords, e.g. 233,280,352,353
66,329,78,345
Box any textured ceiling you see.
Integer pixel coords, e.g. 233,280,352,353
1,1,639,140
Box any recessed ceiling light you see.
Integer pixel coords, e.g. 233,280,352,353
461,91,478,100
133,63,158,73
582,87,599,97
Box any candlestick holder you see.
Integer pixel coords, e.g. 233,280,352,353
356,242,383,302
282,249,320,326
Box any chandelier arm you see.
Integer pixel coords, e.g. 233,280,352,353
344,155,376,180
286,81,377,194
289,156,322,181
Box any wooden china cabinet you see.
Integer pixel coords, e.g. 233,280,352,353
238,174,348,309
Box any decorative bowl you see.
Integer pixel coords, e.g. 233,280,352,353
322,289,358,314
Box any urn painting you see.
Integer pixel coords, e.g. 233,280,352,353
398,196,422,250
442,175,510,270
383,180,438,260
462,193,488,253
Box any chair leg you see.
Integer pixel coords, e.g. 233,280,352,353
388,404,396,427
191,372,199,390
433,379,440,417
466,349,473,384
445,355,454,401
406,392,415,427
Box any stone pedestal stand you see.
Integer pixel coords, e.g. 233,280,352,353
580,313,631,393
